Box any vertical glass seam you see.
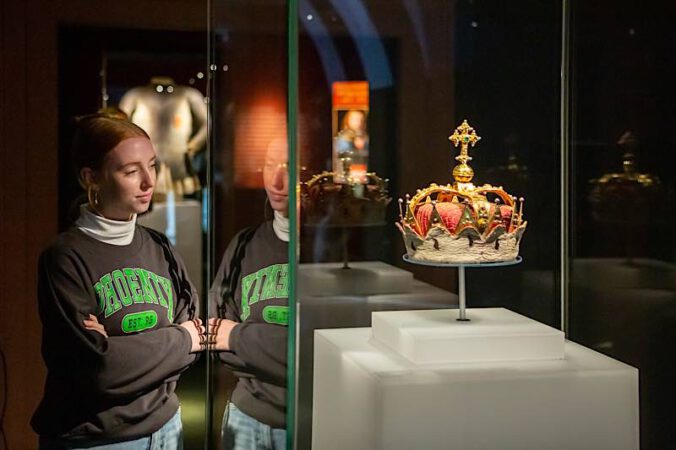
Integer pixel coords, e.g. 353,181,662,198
560,0,571,335
286,0,299,448
205,0,213,447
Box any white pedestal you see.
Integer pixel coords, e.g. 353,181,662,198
312,309,639,450
299,261,414,296
138,199,202,296
372,308,564,364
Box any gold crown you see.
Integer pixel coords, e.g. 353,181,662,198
588,131,663,226
300,171,391,226
398,120,526,262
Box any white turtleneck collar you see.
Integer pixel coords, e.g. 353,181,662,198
273,210,289,242
75,204,137,246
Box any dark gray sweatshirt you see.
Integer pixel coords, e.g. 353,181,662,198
209,221,288,428
31,226,199,442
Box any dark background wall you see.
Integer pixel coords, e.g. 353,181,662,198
568,1,676,448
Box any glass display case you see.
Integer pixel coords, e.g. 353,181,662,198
567,2,676,449
207,1,674,449
208,2,290,448
41,1,676,449
288,1,564,448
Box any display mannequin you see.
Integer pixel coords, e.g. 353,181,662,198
119,77,207,196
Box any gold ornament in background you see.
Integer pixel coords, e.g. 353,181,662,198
300,171,391,226
590,131,660,193
588,131,663,225
587,130,666,261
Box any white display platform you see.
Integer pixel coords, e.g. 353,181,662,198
299,261,414,296
313,309,639,450
138,199,202,296
372,308,564,364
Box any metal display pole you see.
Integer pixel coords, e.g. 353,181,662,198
457,265,469,321
403,255,523,321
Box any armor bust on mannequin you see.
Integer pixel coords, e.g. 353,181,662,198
119,77,207,198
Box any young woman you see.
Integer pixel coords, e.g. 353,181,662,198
209,138,289,450
32,115,205,449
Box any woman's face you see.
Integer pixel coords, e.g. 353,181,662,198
263,139,289,217
346,111,365,132
88,137,157,220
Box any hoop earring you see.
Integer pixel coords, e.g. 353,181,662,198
87,185,100,208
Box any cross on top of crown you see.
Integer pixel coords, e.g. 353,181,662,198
449,120,481,164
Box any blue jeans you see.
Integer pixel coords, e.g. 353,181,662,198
39,408,183,450
221,403,286,450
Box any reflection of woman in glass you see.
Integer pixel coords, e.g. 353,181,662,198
334,109,369,183
32,115,205,449
209,138,289,450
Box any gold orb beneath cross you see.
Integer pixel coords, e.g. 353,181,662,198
453,164,474,183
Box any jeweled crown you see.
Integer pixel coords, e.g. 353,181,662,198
398,120,526,243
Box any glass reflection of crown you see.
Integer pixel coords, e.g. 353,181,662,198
588,131,663,226
397,120,527,263
301,171,391,226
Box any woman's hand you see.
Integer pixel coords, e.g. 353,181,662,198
83,314,108,338
207,318,238,351
180,319,207,352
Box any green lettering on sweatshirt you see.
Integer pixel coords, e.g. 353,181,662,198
149,271,168,308
156,276,175,322
249,270,263,305
240,272,256,321
136,269,159,305
121,310,158,333
261,265,281,301
123,268,145,304
94,268,175,322
275,264,288,298
94,282,105,314
112,270,132,307
239,263,289,322
101,274,121,318
262,306,288,325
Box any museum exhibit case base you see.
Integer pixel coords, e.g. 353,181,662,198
138,199,203,294
372,308,564,365
312,308,639,450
